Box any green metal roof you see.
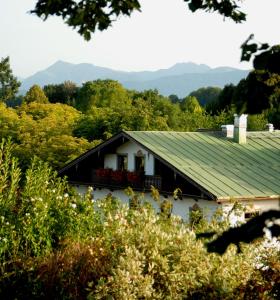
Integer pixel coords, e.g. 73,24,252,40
125,131,280,200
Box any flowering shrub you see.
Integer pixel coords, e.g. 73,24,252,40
0,139,279,299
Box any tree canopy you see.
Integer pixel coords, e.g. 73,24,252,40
181,96,203,113
0,57,21,103
43,81,78,105
189,86,222,107
24,84,49,104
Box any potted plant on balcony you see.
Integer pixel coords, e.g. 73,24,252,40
127,171,142,187
95,168,112,183
111,170,126,184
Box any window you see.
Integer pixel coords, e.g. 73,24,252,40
117,154,128,171
135,155,145,172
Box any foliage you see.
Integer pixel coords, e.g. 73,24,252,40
247,114,268,131
185,0,246,23
168,94,181,104
207,84,236,113
75,80,131,113
234,70,280,114
32,0,141,40
31,0,246,41
241,34,280,72
207,72,279,128
0,102,92,169
190,86,222,107
0,140,279,298
0,57,21,103
43,81,78,105
181,96,203,113
0,102,20,140
200,210,280,255
253,45,280,74
30,0,278,88
24,84,49,104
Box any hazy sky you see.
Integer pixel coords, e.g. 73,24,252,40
1,0,280,78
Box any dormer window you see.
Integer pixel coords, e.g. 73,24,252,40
117,154,128,171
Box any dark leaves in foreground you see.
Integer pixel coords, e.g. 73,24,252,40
197,210,280,255
185,0,246,23
32,0,141,40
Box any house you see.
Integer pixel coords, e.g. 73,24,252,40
59,115,280,222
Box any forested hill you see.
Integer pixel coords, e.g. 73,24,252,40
21,61,249,97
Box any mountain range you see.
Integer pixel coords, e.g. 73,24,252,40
21,61,249,97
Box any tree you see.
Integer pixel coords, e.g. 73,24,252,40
43,81,78,105
75,80,131,113
189,86,222,107
236,71,280,113
24,85,49,104
181,96,203,113
0,57,21,103
211,83,236,113
168,94,181,104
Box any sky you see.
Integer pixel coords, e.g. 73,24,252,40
1,0,280,78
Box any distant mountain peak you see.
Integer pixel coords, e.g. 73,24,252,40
53,60,71,65
46,60,74,70
168,62,211,73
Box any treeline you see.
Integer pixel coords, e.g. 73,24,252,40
1,56,279,170
205,70,280,127
0,80,235,170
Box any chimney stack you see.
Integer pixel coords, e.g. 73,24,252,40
234,114,247,144
221,125,234,138
266,123,274,132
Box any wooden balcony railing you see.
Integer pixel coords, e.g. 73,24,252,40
91,168,162,190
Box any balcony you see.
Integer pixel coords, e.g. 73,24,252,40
91,168,162,190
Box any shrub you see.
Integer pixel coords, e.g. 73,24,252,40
0,139,279,299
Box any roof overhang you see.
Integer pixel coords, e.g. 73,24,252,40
217,195,280,204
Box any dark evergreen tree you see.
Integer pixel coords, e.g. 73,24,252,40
0,57,21,103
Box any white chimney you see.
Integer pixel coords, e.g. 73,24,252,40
234,114,247,144
266,123,274,132
221,125,234,138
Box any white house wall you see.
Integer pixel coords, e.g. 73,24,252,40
108,140,155,175
73,185,279,223
74,185,219,221
222,199,280,225
104,154,117,170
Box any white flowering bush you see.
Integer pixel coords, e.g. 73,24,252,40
0,139,96,261
89,206,257,299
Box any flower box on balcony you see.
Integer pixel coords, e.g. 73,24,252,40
127,171,139,183
127,171,142,187
111,170,126,184
95,168,112,183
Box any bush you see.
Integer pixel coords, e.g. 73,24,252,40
0,139,279,299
